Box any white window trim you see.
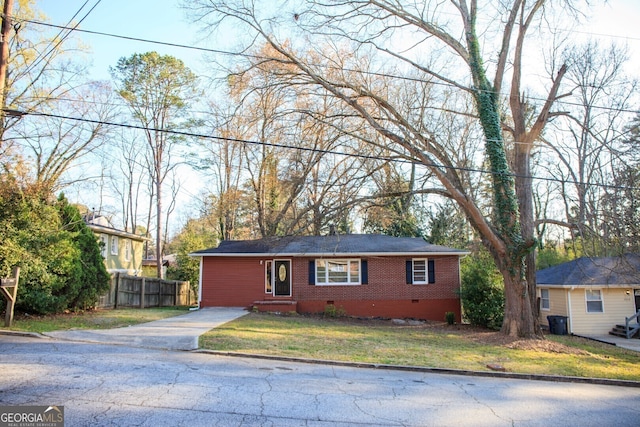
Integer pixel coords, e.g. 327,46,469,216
585,289,604,314
110,236,118,256
124,239,132,261
540,289,550,311
316,259,361,286
265,260,273,294
412,258,429,285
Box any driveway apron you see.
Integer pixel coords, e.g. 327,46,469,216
43,307,247,350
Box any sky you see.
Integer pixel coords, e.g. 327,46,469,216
32,0,640,236
35,0,640,80
37,0,207,80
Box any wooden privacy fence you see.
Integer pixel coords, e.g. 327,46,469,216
98,274,195,309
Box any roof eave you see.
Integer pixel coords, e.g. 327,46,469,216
87,224,150,242
537,283,639,288
189,251,470,258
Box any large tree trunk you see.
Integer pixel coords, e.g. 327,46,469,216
501,268,538,337
513,145,542,337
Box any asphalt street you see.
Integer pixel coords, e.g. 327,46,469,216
1,334,639,427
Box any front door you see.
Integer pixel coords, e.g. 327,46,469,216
635,289,640,313
274,260,291,297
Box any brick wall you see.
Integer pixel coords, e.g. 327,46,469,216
200,257,266,308
200,255,462,321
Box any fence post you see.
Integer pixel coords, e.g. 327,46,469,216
158,279,162,307
0,267,20,327
186,281,190,306
140,277,146,309
114,273,120,309
174,281,179,306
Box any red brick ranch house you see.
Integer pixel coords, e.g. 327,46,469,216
191,234,469,322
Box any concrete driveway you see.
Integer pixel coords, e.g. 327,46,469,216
43,307,247,350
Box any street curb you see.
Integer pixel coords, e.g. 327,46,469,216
194,349,640,389
0,329,48,339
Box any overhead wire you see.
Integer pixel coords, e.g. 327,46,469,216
14,108,640,192
14,16,640,116
21,0,103,77
7,7,640,207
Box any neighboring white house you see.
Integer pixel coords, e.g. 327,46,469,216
537,254,640,337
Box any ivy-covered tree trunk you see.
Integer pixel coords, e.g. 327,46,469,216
465,16,538,338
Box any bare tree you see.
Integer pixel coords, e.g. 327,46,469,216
107,131,149,233
11,81,116,194
1,1,114,195
539,42,637,254
216,49,375,237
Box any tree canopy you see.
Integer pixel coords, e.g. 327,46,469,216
184,0,624,337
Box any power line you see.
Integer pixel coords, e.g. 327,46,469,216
11,108,640,192
20,89,639,153
16,17,640,116
22,0,103,77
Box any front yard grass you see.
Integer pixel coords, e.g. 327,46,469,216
199,312,640,382
5,307,190,333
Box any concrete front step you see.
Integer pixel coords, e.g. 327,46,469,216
252,300,298,314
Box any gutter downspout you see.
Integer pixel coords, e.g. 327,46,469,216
198,257,203,309
458,254,468,323
567,286,575,334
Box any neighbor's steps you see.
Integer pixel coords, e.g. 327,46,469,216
609,324,640,339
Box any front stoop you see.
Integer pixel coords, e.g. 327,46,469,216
609,324,640,339
252,300,298,314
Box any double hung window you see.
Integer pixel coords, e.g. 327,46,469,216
315,259,360,285
408,259,435,284
540,289,550,310
586,289,604,313
110,236,119,256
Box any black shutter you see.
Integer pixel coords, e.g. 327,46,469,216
309,260,315,285
428,259,435,284
406,260,413,284
361,260,368,284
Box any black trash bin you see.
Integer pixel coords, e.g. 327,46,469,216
547,315,568,335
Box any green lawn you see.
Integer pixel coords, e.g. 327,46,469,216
200,312,640,382
5,307,190,333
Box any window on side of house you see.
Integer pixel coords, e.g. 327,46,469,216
409,259,435,284
540,289,550,310
110,236,119,256
99,235,108,258
315,259,360,285
124,240,132,261
586,289,604,313
265,260,273,293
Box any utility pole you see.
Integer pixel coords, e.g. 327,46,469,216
0,0,14,116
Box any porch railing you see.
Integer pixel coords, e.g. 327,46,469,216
624,310,640,339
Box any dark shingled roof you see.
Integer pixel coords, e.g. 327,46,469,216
537,254,640,286
191,234,467,256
